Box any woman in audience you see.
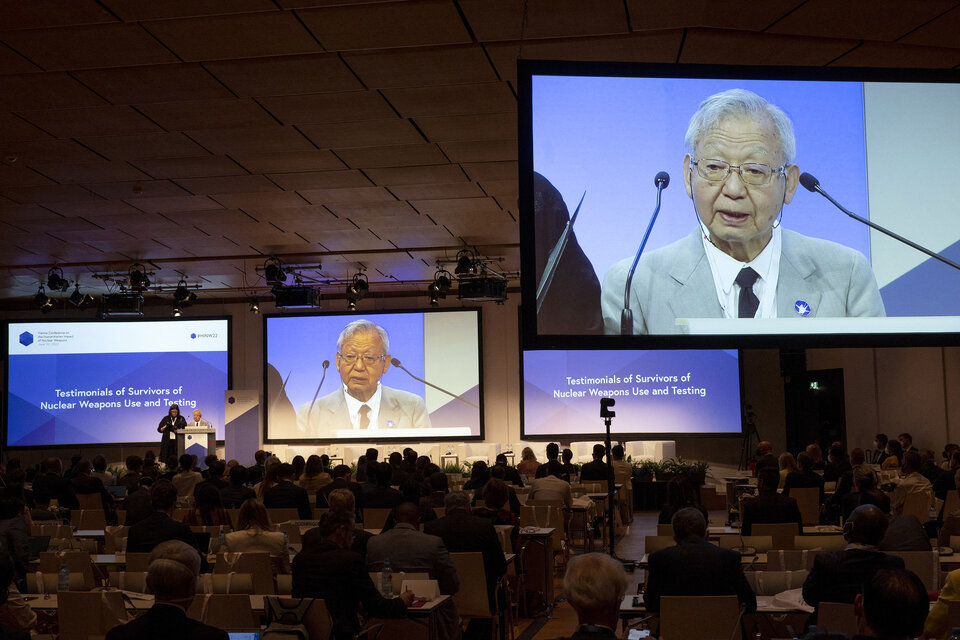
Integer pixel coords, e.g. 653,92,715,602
778,452,798,489
882,440,904,470
253,456,281,498
182,483,233,528
805,443,826,471
475,478,520,551
841,466,889,521
420,471,448,509
291,455,305,482
298,455,332,493
224,498,289,573
463,460,490,492
516,447,540,479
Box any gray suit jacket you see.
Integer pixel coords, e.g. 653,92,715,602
296,386,431,437
365,523,459,595
601,228,885,334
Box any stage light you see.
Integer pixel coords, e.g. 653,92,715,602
173,279,189,303
172,304,183,317
345,272,369,301
68,284,94,310
128,263,150,290
249,300,260,314
433,269,452,294
34,285,54,313
427,284,441,307
455,250,475,275
264,257,286,284
46,267,69,292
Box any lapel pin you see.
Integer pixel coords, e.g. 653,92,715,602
795,300,811,316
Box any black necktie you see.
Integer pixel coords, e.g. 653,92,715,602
358,405,370,429
735,267,760,318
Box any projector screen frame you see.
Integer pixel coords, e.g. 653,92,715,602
262,307,485,445
518,59,960,351
3,315,233,450
518,343,747,441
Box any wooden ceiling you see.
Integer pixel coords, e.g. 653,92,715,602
1,0,959,307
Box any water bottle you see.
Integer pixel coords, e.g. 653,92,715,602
58,564,69,592
381,558,393,598
948,628,960,640
218,527,226,552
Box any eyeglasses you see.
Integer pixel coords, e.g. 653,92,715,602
339,353,385,366
691,158,786,186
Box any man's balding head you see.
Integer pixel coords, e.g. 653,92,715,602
563,553,628,630
395,502,421,525
672,507,707,542
845,504,888,546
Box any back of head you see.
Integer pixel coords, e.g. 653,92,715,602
374,461,393,486
147,558,196,601
275,462,295,481
395,501,421,525
845,504,888,545
365,448,379,463
860,569,928,639
178,454,194,472
546,443,559,460
471,461,490,483
902,451,921,473
196,483,223,510
875,433,888,446
318,509,353,538
805,444,823,462
828,444,844,461
332,464,351,480
150,480,178,512
207,460,225,479
757,467,780,493
482,478,509,510
545,460,564,478
563,553,628,623
562,448,573,463
327,488,355,514
850,448,866,466
237,498,271,531
428,471,448,493
592,444,606,459
229,464,247,486
92,454,107,473
495,454,507,466
611,444,624,460
149,540,201,576
443,490,472,513
304,455,322,476
388,452,402,467
44,457,62,474
254,450,267,465
672,506,707,541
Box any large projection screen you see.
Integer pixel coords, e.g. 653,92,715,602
265,309,483,443
5,318,230,447
520,62,960,347
522,348,743,439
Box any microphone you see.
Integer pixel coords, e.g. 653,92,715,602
621,171,670,335
390,358,479,408
306,360,330,416
536,191,586,314
800,172,960,272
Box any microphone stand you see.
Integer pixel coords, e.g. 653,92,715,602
536,191,586,314
621,173,670,335
801,172,960,273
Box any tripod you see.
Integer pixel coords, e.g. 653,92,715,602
738,404,760,471
599,398,631,567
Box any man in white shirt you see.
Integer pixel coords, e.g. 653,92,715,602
891,451,934,516
601,88,884,334
296,319,431,437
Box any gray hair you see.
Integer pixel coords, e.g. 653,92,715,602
671,506,707,540
148,540,201,577
444,491,472,513
685,89,796,165
146,558,196,600
563,553,628,615
337,319,390,353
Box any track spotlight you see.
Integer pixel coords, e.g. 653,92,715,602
34,285,54,313
172,304,183,317
173,279,189,303
264,257,286,285
128,263,150,290
427,283,441,307
46,267,70,292
455,249,475,275
68,284,94,310
249,300,260,314
345,272,369,299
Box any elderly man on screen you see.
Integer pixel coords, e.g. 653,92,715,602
601,89,885,335
296,319,431,437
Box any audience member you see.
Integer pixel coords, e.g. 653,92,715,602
263,463,312,519
253,456,281,498
549,553,627,640
899,432,918,454
463,460,491,492
559,449,577,483
841,466,890,522
516,447,540,479
171,454,202,498
741,468,802,535
0,537,34,639
141,452,160,482
528,461,573,508
220,464,256,509
891,451,933,516
494,454,524,487
224,498,288,572
806,443,826,471
754,441,779,475
0,499,31,588
118,456,142,493
881,440,903,470
246,450,268,485
123,477,154,525
644,507,756,613
70,459,114,513
783,452,825,502
778,452,798,489
317,465,364,521
421,471,449,509
363,462,404,509
32,458,78,511
303,488,373,559
579,444,612,482
28,489,58,523
872,434,889,464
192,460,229,500
856,569,928,640
90,454,116,486
487,466,522,514
293,511,411,640
298,455,332,492
182,483,232,528
534,443,561,479
126,480,205,565
879,513,931,551
801,504,905,626
823,445,852,483
923,566,960,639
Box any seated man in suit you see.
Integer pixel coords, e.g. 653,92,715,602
554,553,628,640
317,465,364,522
126,480,206,569
644,507,756,613
740,467,803,535
801,504,905,626
363,462,404,509
527,460,573,509
782,452,825,503
262,462,312,519
295,319,431,437
579,444,612,483
106,540,227,640
601,88,884,335
534,443,561,479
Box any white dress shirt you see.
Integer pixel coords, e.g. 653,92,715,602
701,224,782,319
342,384,382,429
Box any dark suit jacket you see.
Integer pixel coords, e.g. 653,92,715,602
317,479,364,520
301,526,374,561
644,538,756,613
494,464,524,487
219,484,256,509
32,472,78,510
424,511,507,606
740,492,803,535
879,515,932,551
579,459,612,482
802,548,904,625
292,539,407,640
263,480,313,519
363,485,404,509
126,511,203,559
105,603,227,640
783,469,825,502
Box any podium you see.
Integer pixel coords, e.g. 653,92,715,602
177,428,216,461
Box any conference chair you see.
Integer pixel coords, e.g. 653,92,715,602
642,536,675,555
26,571,86,593
745,570,809,595
39,550,96,590
656,524,672,536
717,534,774,553
197,572,254,594
362,508,393,530
277,521,302,544
214,551,275,594
766,549,816,571
104,525,129,553
889,550,940,591
658,595,741,640
76,493,104,511
944,491,960,518
277,573,292,595
817,602,858,636
187,593,259,630
31,524,72,538
947,600,960,633
792,535,845,552
789,487,821,526
123,552,152,573
450,552,502,640
902,492,933,523
107,570,147,592
751,523,799,550
69,509,107,530
265,596,333,640
57,590,127,640
266,508,301,523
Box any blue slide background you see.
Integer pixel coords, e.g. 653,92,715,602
7,351,228,446
523,349,742,436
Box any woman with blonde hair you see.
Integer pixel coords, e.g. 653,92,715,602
778,452,798,489
253,456,281,498
298,455,332,492
223,498,289,573
516,447,540,479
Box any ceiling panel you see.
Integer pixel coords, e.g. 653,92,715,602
258,91,398,125
174,175,281,195
342,45,499,89
136,99,276,131
477,178,519,199
101,0,276,21
679,28,859,66
459,0,629,41
266,171,375,191
125,195,224,213
899,7,960,48
414,113,516,142
766,0,957,41
294,228,390,251
298,0,471,51
0,166,54,188
232,150,345,174
209,191,310,209
296,186,396,205
0,23,177,70
2,138,102,164
0,42,41,74
1,184,98,203
83,180,191,199
30,161,151,184
0,1,119,30
185,126,317,155
325,200,419,219
439,139,517,163
72,64,234,105
624,0,803,32
409,196,502,216
298,119,424,149
43,199,144,218
364,164,468,186
203,53,362,98
388,182,486,200
460,161,517,182
79,132,211,161
335,143,449,169
830,41,960,68
382,82,517,118
132,156,246,180
142,12,322,61
0,112,52,142
15,106,163,137
0,73,107,110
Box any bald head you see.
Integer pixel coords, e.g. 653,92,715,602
395,502,421,525
846,504,888,546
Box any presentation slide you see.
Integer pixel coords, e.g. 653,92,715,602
265,309,482,442
522,348,742,437
6,319,229,447
524,65,960,337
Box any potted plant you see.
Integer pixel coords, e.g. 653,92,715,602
443,462,464,483
636,459,659,482
689,460,709,485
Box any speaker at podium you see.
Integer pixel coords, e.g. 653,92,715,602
177,427,216,461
